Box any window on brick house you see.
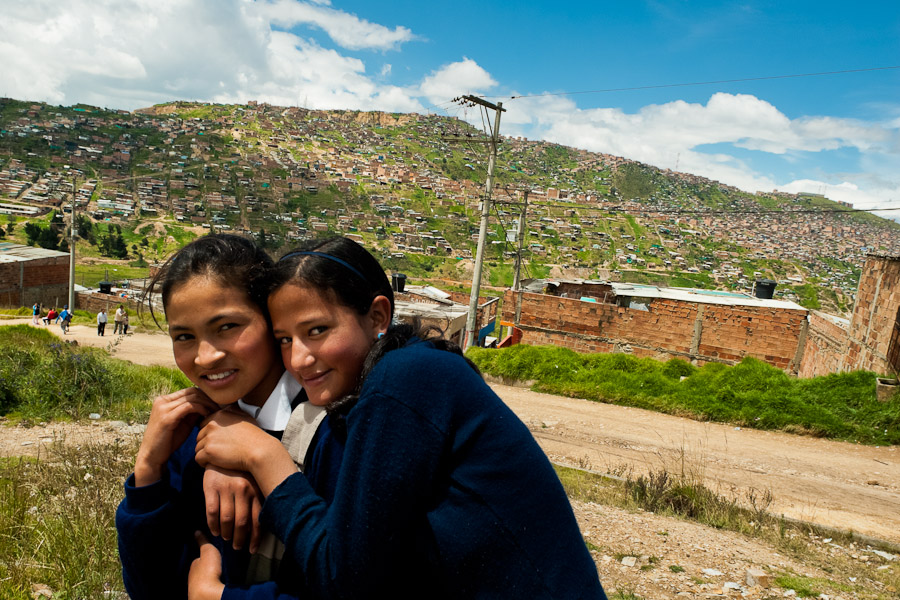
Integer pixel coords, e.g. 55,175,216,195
887,306,900,375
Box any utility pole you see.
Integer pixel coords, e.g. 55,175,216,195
448,95,505,350
513,190,529,325
68,172,78,311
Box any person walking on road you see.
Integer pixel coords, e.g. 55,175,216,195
114,305,126,335
59,307,72,334
32,302,41,326
97,308,108,336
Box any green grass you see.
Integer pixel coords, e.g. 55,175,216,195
0,441,136,599
468,345,900,445
0,325,189,422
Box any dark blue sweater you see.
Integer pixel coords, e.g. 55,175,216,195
260,340,607,599
116,417,343,600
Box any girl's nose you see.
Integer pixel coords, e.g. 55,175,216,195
290,341,315,372
196,339,225,366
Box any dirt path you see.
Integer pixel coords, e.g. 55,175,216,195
492,383,900,545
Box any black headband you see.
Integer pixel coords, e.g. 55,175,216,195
279,250,368,282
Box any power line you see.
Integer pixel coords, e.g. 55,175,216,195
516,200,900,216
487,65,900,101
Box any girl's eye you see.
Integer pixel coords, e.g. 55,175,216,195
220,323,240,332
309,325,327,336
277,336,291,346
173,333,193,342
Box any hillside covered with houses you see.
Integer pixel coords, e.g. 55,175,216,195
2,97,899,317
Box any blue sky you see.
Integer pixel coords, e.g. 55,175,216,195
1,0,898,214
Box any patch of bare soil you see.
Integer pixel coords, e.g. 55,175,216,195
490,382,900,546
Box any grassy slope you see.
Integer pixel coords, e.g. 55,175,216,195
468,345,900,445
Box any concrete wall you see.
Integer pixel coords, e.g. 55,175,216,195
0,255,69,308
501,289,809,373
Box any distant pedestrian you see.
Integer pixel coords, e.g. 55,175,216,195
44,307,57,325
32,302,41,325
122,313,129,335
59,307,72,334
114,305,126,334
55,305,68,324
97,308,108,336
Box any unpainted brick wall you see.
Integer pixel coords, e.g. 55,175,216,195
77,292,141,316
797,311,849,378
0,262,23,306
0,256,70,308
842,255,900,375
501,289,808,372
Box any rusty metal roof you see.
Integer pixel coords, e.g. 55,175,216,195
0,242,69,263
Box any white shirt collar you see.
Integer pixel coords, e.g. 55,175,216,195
237,371,302,432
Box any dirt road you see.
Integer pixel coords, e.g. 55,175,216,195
5,317,900,544
494,383,900,545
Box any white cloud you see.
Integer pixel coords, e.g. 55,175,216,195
0,0,426,112
253,0,414,51
499,92,900,208
418,58,497,105
212,31,423,112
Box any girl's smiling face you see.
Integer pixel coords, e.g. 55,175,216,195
268,284,390,407
166,275,283,407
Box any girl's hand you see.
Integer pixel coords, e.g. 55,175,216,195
195,407,270,473
203,465,262,553
134,388,219,487
196,407,299,497
188,531,225,600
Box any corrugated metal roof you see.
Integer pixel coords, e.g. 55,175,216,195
609,282,806,310
0,242,69,263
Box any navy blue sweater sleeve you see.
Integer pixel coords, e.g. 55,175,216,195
115,432,199,600
116,429,304,600
260,341,606,599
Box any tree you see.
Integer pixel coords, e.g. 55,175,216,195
37,225,61,250
75,214,95,245
24,222,42,245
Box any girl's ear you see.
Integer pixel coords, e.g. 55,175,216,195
368,295,392,334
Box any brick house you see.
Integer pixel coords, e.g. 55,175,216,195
0,243,69,309
501,280,809,373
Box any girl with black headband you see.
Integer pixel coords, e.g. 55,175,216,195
191,235,607,599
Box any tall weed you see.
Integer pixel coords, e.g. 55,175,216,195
0,440,137,599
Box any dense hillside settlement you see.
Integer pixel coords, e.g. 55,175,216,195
2,97,899,317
